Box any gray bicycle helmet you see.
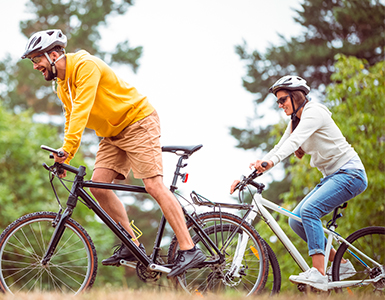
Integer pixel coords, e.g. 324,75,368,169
269,75,310,96
21,29,67,59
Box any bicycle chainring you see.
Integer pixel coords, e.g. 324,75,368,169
370,267,385,290
136,256,164,283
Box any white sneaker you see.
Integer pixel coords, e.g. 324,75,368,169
326,259,356,281
289,267,328,291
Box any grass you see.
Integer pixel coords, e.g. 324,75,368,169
0,289,382,300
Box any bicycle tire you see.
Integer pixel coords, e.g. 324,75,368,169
332,226,385,295
262,239,281,295
167,212,269,296
0,211,98,295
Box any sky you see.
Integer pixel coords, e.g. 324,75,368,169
0,0,304,205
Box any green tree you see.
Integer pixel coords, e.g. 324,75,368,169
1,0,142,115
232,0,385,202
252,55,385,292
0,101,129,285
0,0,166,288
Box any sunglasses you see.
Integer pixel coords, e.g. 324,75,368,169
276,95,290,105
29,53,45,64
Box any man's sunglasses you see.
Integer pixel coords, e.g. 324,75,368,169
276,95,290,105
29,53,45,64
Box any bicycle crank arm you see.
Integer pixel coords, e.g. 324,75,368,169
120,260,172,274
148,263,171,274
120,260,137,269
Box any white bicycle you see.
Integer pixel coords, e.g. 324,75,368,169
226,165,385,295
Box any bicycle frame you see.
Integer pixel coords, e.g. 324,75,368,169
41,145,227,275
245,191,384,289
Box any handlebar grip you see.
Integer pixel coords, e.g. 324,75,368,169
42,145,64,158
261,161,268,168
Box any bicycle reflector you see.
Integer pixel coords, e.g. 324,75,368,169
182,173,189,183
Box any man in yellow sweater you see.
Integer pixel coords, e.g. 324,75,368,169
22,29,205,278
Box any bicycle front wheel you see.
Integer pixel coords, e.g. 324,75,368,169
0,211,98,295
168,212,269,296
332,226,385,295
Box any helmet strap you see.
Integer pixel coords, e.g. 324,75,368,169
44,52,65,94
290,91,307,132
44,52,65,79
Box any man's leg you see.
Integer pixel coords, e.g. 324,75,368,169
143,175,194,251
143,175,205,277
90,167,140,247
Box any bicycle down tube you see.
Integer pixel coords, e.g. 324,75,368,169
41,165,153,269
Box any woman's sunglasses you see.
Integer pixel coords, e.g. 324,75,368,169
276,95,290,105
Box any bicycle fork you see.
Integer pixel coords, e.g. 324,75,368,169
227,209,259,278
41,208,73,266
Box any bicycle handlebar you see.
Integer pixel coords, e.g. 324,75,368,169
234,161,267,193
41,145,80,175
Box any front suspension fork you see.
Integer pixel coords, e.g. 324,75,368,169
41,208,73,265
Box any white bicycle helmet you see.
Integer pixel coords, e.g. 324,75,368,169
269,75,310,96
21,29,67,59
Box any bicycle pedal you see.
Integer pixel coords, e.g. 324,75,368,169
120,260,137,269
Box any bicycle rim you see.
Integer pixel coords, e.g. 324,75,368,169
332,226,385,295
168,212,269,296
0,212,97,295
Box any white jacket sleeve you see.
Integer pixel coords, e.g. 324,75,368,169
263,105,325,166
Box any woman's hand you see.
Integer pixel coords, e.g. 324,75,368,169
249,160,274,173
230,160,274,194
230,180,240,194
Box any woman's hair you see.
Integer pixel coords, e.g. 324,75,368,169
281,89,309,159
280,89,308,132
289,90,307,110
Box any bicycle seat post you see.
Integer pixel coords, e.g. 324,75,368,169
170,155,188,193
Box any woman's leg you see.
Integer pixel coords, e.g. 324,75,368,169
300,169,367,273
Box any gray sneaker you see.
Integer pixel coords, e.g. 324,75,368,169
167,246,206,278
326,259,356,281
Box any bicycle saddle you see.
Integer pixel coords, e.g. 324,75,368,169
162,144,203,156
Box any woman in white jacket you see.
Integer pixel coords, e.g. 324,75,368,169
231,75,368,291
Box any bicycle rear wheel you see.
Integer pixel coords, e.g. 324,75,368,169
168,212,269,296
332,226,385,295
0,211,97,295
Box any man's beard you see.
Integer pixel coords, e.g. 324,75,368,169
45,67,56,81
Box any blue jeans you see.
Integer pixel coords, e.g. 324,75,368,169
288,168,368,256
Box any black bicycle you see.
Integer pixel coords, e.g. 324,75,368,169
0,145,270,295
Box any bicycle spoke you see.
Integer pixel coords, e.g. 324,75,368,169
0,213,97,294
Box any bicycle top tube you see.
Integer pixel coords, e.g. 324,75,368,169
42,144,202,168
40,144,203,193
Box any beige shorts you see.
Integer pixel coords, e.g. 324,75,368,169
94,111,163,180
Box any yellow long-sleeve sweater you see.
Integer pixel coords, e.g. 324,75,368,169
57,50,154,162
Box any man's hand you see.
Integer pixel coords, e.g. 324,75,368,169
53,148,69,178
53,148,69,163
